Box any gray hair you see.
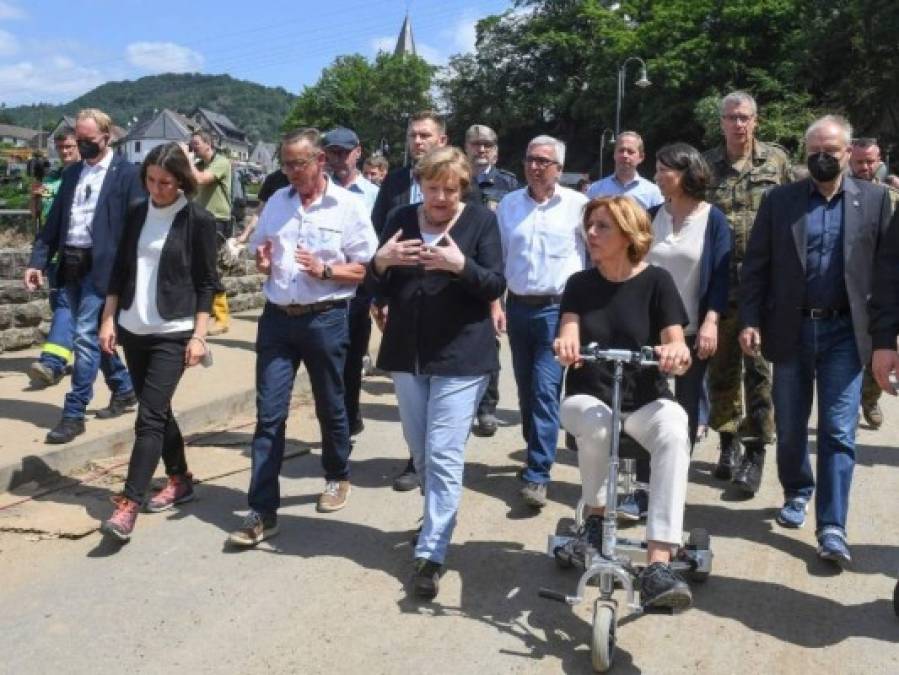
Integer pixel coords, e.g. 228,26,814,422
719,91,757,117
805,115,852,147
528,134,566,167
616,131,645,154
281,127,323,151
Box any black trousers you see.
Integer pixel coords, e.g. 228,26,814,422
119,328,191,503
674,334,709,449
477,341,501,416
343,295,372,426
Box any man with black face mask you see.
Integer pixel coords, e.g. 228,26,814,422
24,108,143,443
739,115,892,568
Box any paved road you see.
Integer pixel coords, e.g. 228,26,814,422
1,346,898,674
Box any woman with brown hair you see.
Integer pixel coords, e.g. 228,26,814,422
98,142,219,541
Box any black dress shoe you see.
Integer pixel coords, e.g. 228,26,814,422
713,432,741,480
412,557,442,599
732,444,765,495
95,391,138,419
350,418,365,436
393,459,419,492
46,417,86,444
472,413,497,437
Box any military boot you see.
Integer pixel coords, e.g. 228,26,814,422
732,442,765,495
713,432,742,481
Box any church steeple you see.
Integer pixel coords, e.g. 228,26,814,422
394,12,417,57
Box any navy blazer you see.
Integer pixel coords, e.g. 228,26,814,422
740,175,892,365
648,203,732,322
29,153,145,295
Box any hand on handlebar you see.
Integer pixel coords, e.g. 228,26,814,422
553,336,581,367
655,342,691,376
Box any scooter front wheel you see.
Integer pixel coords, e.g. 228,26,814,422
591,603,616,672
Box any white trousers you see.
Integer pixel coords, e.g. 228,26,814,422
560,394,690,545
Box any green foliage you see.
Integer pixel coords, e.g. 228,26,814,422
283,52,436,165
2,74,296,142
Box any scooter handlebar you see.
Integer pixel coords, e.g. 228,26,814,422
578,343,659,366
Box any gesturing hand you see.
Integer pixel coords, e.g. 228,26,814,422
419,233,464,274
374,229,422,272
295,247,324,278
255,241,273,275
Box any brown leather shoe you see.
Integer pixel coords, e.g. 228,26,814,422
317,480,351,513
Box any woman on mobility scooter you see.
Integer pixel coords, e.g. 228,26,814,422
555,195,694,610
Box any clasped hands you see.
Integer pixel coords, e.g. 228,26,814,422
374,229,465,274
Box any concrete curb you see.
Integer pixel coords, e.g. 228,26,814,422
0,386,260,492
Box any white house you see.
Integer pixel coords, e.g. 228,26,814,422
120,109,197,164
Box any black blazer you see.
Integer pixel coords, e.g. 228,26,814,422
370,165,483,236
29,153,146,295
740,176,892,364
870,208,899,349
366,202,506,376
108,199,219,320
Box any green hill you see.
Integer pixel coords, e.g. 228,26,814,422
1,73,296,142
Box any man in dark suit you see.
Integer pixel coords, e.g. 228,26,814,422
24,108,143,444
739,115,892,567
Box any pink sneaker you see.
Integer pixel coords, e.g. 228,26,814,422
147,472,195,513
101,496,140,541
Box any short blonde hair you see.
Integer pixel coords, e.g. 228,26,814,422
583,196,653,264
76,108,113,134
412,146,471,195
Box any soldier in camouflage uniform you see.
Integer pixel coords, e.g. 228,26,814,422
849,138,899,429
702,91,792,495
465,124,519,437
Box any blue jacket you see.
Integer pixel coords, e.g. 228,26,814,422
29,153,145,295
648,203,732,320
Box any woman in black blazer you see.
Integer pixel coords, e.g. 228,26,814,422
366,146,506,599
97,142,218,541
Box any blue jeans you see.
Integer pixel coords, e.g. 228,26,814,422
38,287,74,376
772,317,861,536
56,275,133,419
506,299,563,484
248,303,350,516
392,372,487,564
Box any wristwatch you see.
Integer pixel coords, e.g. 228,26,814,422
321,264,333,280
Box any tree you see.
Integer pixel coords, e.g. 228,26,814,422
283,52,436,165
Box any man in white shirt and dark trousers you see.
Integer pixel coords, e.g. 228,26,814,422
229,128,377,547
495,135,588,508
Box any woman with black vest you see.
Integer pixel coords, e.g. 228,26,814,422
98,142,218,541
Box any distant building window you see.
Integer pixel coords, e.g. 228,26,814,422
135,141,141,153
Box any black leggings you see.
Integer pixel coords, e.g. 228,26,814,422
675,334,710,448
119,328,191,503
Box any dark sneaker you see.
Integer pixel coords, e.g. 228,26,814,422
639,562,693,610
776,498,808,528
713,433,741,480
732,444,765,495
617,489,648,522
317,480,351,513
146,472,195,513
95,391,138,419
101,495,140,541
862,403,883,429
46,417,85,444
817,529,851,567
521,481,548,508
412,557,442,599
472,413,498,437
228,512,279,547
569,514,604,566
28,361,64,387
350,418,365,436
393,463,419,492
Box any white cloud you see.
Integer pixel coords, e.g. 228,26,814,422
126,42,204,73
0,1,25,20
0,27,17,56
0,59,106,104
446,18,478,54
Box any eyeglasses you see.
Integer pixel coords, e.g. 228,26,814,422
524,155,559,169
282,156,320,172
722,114,754,124
469,141,496,149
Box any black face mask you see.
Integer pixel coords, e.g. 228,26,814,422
77,139,102,161
807,152,842,182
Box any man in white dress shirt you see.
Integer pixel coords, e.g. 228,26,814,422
229,128,377,547
495,135,588,508
587,131,663,210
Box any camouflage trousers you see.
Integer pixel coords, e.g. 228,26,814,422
862,364,882,409
708,307,775,443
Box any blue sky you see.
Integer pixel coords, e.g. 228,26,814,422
0,0,514,106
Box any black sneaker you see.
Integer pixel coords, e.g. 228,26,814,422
350,418,365,436
95,391,138,419
639,562,692,610
46,417,85,444
412,557,442,599
393,460,419,492
472,413,497,437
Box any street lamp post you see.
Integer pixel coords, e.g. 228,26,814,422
598,128,616,178
615,56,651,136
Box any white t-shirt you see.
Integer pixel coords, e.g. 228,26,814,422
118,194,195,335
647,202,710,335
